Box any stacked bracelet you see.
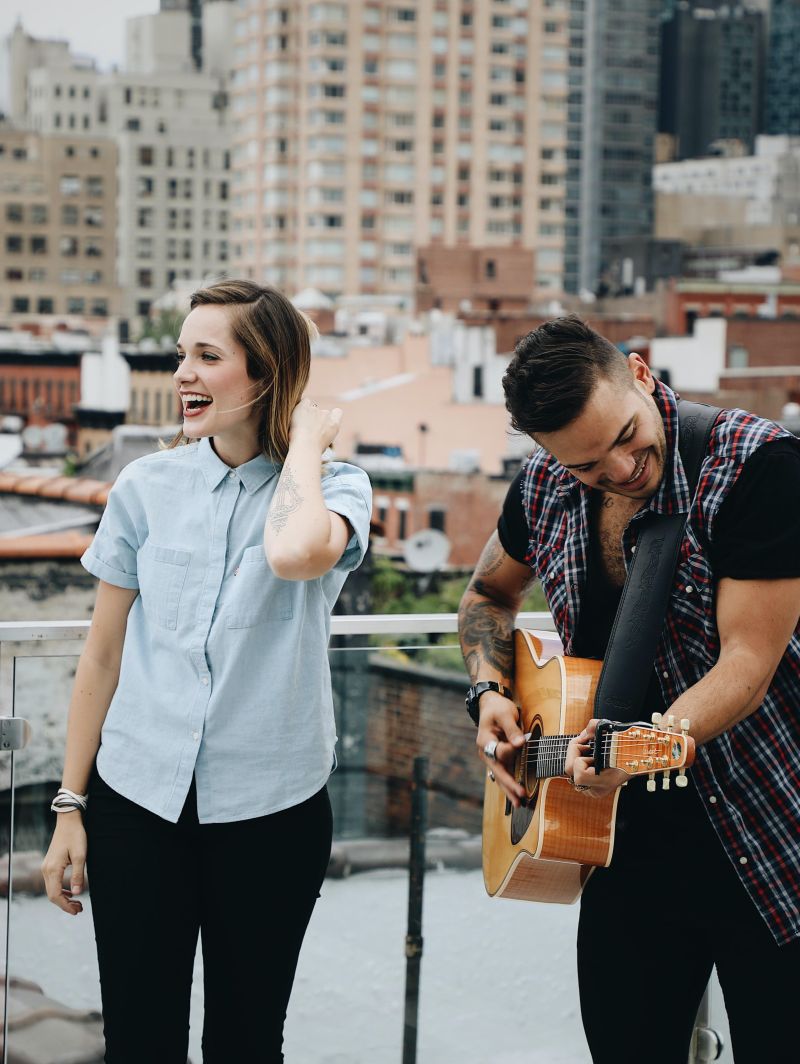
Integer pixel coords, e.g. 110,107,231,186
50,788,88,814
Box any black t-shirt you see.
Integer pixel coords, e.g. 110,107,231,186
496,437,800,855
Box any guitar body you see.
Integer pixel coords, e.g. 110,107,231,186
482,630,620,905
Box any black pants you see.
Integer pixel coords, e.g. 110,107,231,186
85,769,333,1064
577,792,800,1064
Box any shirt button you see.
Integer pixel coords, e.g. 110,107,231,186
630,545,636,554
228,470,236,479
709,796,717,805
685,585,694,593
201,677,209,686
739,856,748,865
192,731,200,741
662,670,669,679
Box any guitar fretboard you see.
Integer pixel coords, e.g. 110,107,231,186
528,734,578,779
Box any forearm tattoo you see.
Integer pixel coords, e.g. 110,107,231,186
458,593,514,681
269,464,303,532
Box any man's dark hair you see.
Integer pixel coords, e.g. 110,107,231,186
503,315,632,436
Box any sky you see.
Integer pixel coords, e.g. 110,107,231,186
2,1,160,71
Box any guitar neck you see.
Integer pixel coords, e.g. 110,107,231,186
528,734,576,780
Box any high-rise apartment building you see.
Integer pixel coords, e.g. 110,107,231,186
14,5,234,323
765,0,800,136
0,124,120,320
564,0,662,296
231,0,570,300
659,2,765,161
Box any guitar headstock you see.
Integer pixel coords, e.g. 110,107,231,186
594,714,696,792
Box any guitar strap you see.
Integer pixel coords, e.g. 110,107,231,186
592,399,721,723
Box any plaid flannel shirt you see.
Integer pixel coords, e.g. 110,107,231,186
520,381,800,945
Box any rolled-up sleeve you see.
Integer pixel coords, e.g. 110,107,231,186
322,462,372,572
81,472,141,589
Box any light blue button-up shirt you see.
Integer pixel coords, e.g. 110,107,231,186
81,436,372,823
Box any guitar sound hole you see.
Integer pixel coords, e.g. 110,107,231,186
510,720,542,844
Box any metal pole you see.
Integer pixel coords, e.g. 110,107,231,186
402,756,428,1064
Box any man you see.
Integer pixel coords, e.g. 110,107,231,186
459,316,800,1063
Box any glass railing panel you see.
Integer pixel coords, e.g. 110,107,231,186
4,650,107,1061
0,622,730,1063
282,638,591,1064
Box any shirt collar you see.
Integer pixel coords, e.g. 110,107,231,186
552,378,689,516
196,436,279,494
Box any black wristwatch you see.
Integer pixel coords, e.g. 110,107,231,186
465,681,514,726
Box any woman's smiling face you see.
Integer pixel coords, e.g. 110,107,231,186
174,304,263,464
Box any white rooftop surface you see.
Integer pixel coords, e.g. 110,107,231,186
7,867,732,1062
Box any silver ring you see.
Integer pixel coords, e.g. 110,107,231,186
488,770,496,782
483,739,498,762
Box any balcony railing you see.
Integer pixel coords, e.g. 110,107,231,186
0,614,725,1064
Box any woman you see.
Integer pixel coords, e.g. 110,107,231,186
41,280,372,1062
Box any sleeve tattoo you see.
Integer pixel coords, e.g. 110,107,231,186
269,464,304,532
459,593,514,681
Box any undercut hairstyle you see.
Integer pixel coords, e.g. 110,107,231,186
169,279,318,464
503,315,632,437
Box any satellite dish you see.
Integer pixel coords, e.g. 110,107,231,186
22,425,43,451
403,529,451,573
43,423,68,451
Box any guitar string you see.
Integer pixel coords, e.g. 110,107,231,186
516,735,688,777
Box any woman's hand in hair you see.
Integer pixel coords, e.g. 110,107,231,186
290,397,342,454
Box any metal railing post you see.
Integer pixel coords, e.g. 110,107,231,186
402,756,428,1064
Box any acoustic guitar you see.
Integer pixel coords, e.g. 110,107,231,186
482,629,695,905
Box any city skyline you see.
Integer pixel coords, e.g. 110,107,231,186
0,1,158,73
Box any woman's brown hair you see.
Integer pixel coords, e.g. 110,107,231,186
169,279,318,464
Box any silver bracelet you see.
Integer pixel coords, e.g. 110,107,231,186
51,787,88,814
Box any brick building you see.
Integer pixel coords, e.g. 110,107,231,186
370,468,514,569
416,245,536,314
0,349,82,446
665,278,800,336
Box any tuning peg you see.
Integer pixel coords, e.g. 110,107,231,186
675,769,688,788
651,711,663,726
680,718,690,733
667,714,676,732
647,772,656,792
662,772,671,790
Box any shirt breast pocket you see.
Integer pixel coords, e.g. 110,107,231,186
672,551,715,656
226,545,295,630
138,542,192,631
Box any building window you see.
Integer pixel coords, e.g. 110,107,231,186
137,269,153,288
60,236,79,257
11,297,30,313
138,146,155,166
485,259,496,279
728,345,749,369
66,297,85,313
62,204,79,225
30,236,48,254
5,203,23,222
5,236,23,253
60,175,81,196
31,204,48,224
428,508,446,533
473,365,484,398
